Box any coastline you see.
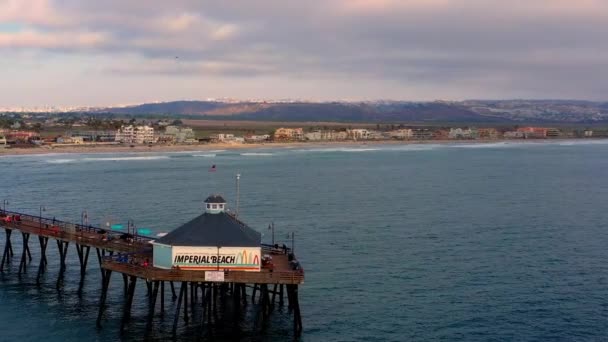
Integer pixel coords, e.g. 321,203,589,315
0,138,604,156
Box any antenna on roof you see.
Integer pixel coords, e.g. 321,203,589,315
235,173,241,218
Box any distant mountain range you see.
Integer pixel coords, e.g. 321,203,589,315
89,99,608,124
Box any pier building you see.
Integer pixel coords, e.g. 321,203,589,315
152,195,262,272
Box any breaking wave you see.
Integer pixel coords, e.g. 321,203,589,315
46,159,77,164
240,152,274,156
82,156,170,161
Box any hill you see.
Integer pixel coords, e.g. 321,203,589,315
94,99,608,123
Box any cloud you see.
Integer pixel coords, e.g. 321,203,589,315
0,29,108,49
1,0,607,105
0,0,69,27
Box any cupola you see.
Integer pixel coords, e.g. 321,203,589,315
204,194,226,214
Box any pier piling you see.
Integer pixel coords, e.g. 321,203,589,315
36,236,48,284
120,276,137,332
96,269,113,327
18,232,30,274
0,229,13,272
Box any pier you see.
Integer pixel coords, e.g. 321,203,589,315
0,203,304,338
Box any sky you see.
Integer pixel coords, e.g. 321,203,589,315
1,0,607,107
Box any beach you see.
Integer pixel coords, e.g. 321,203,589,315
0,138,597,156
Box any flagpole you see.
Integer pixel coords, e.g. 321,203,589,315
269,222,275,245
235,173,241,218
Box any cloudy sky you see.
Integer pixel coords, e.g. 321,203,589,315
1,0,607,107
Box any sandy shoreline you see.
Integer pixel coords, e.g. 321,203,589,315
0,138,602,156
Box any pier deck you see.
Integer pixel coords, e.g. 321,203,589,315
0,209,304,337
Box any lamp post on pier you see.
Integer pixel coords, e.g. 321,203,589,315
80,210,88,238
268,221,275,246
287,232,295,254
127,219,135,245
39,205,46,227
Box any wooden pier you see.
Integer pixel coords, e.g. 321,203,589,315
0,209,304,337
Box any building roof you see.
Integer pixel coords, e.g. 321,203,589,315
204,195,226,204
155,212,261,247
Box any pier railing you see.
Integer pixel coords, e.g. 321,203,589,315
1,210,153,253
101,256,305,284
1,210,153,242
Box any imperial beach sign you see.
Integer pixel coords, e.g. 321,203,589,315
171,246,261,271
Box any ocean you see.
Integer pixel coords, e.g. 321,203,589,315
1,140,608,341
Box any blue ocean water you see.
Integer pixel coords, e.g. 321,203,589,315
1,140,608,341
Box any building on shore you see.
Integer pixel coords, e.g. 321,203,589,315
546,128,561,138
56,136,84,144
245,134,271,142
305,129,353,141
346,129,372,140
584,130,593,137
0,134,6,147
517,127,548,139
70,130,117,142
433,129,450,140
304,131,323,141
503,131,525,139
210,133,234,142
478,128,499,139
115,125,156,144
274,128,304,141
210,133,245,143
152,195,262,271
163,126,196,143
411,129,434,140
305,130,349,141
449,128,478,139
2,130,40,143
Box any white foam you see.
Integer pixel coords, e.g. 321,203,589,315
82,156,170,162
46,158,77,164
449,142,515,149
343,148,381,152
557,140,608,146
241,152,274,156
1,152,72,159
193,154,217,158
292,147,380,153
167,149,226,154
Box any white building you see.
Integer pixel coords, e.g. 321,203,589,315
56,136,84,144
304,130,349,141
115,125,156,144
211,133,235,142
449,128,477,139
164,126,195,143
244,134,270,142
388,129,413,139
304,131,323,141
347,129,371,140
